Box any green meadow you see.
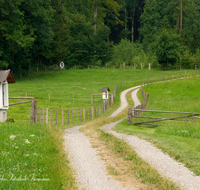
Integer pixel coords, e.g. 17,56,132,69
8,68,196,122
115,77,200,175
1,68,199,189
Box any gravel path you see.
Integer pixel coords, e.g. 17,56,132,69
109,86,140,117
63,126,129,190
101,86,200,190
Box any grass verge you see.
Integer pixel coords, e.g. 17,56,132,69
0,121,76,190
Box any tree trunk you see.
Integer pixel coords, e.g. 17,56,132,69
180,0,182,31
131,11,135,42
139,0,143,42
124,1,127,39
93,1,98,33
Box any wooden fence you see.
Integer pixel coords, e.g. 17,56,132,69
127,85,200,125
127,85,149,124
9,97,37,123
128,109,200,126
35,99,111,125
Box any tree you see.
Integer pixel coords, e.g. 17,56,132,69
155,29,182,69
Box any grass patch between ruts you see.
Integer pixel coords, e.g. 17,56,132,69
81,107,179,189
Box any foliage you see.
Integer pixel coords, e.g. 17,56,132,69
111,39,158,68
1,0,200,73
154,29,182,68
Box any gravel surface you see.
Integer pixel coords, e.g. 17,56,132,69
63,126,129,190
101,87,200,190
109,86,140,118
63,83,200,190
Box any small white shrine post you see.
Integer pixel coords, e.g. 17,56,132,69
101,87,110,112
101,87,110,100
0,70,15,122
60,61,65,69
148,63,151,70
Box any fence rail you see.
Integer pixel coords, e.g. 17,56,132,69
127,85,149,124
127,86,200,125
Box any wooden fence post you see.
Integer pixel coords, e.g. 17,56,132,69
111,94,113,104
34,100,37,123
83,108,85,121
92,106,94,119
80,108,82,122
46,108,48,124
39,107,41,123
42,108,44,123
87,107,88,120
94,106,96,118
50,109,52,126
30,98,35,123
127,108,132,124
97,105,99,117
72,109,74,124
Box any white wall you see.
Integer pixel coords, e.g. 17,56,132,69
0,81,9,110
102,91,108,100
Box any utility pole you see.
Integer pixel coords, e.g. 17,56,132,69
180,0,182,31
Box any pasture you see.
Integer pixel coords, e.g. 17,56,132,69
1,68,198,189
115,77,200,175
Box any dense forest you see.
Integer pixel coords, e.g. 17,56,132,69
0,0,200,76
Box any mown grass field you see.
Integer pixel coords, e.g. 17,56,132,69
115,76,200,175
1,68,198,189
8,68,196,121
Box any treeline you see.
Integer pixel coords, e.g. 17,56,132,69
0,0,200,76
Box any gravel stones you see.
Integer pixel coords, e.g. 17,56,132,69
63,126,129,190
